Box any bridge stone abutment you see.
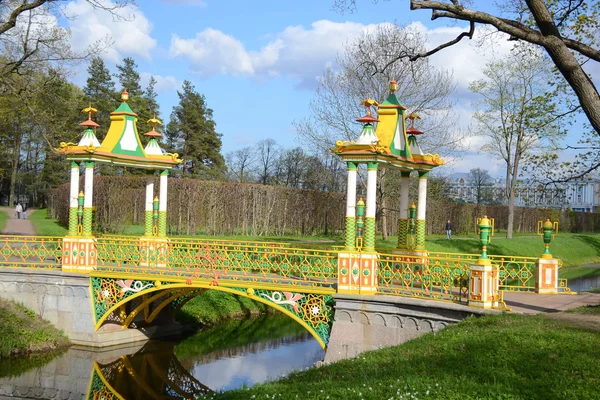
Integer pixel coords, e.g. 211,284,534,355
0,269,179,347
324,294,500,364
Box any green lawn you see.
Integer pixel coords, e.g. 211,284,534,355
0,207,8,232
215,313,600,400
27,209,67,236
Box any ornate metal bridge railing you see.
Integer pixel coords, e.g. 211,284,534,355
377,252,470,303
94,236,339,290
0,235,62,269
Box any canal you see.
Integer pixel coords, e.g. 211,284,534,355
0,314,324,399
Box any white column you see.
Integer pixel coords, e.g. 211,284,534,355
84,162,94,208
417,174,428,220
399,174,410,218
70,162,79,208
159,171,168,212
346,167,357,217
366,165,378,218
145,175,155,212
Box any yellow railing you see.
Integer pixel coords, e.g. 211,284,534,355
377,252,469,303
0,235,62,269
95,236,338,290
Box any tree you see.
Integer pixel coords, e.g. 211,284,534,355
468,168,492,204
469,48,563,238
335,0,600,178
256,139,280,185
83,57,118,140
226,146,255,183
167,80,226,180
295,23,462,240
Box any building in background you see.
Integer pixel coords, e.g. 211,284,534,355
445,173,600,212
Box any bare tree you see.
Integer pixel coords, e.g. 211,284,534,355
256,139,280,185
470,47,563,238
226,146,256,183
468,168,492,204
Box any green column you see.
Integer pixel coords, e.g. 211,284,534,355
397,218,408,249
158,170,169,237
82,161,94,236
415,220,426,250
344,162,357,251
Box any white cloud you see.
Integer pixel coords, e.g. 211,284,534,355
169,20,381,86
140,72,181,93
65,0,157,63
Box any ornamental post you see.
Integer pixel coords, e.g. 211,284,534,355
536,219,559,294
344,162,357,251
469,216,498,308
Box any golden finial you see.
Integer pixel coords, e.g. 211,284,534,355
360,98,379,115
389,79,398,94
407,112,421,128
121,90,129,102
147,113,162,129
81,104,98,121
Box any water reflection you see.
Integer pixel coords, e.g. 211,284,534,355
0,315,324,399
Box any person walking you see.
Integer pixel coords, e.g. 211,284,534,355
15,202,22,219
22,203,27,220
445,220,452,240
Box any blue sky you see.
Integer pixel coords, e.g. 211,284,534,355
57,0,597,176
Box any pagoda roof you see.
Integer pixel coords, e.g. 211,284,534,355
56,93,181,170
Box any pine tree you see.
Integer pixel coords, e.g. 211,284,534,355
168,80,225,180
115,57,143,97
139,76,160,135
83,57,118,140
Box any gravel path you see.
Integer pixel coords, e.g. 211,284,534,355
1,208,37,235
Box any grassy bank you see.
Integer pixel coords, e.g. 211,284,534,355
0,299,69,359
215,312,600,400
0,207,8,232
176,290,273,326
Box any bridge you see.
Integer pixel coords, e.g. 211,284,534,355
0,85,579,400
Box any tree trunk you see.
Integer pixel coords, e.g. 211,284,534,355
381,195,388,241
8,121,22,207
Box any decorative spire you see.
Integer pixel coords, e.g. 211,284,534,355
79,104,100,130
121,89,129,102
357,98,379,124
406,112,423,135
389,79,398,94
144,113,162,138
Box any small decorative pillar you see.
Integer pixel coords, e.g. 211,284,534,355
344,162,357,251
356,198,365,242
416,171,428,250
68,162,80,236
82,161,95,236
536,219,559,294
158,170,168,237
144,173,155,236
396,172,410,250
469,216,498,308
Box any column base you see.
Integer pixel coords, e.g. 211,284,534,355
536,258,559,294
337,251,379,294
469,264,498,309
62,237,97,273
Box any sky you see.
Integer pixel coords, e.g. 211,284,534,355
52,0,599,177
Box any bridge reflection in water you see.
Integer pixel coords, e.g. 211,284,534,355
0,316,322,400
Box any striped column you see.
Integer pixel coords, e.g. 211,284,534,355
416,172,428,250
82,162,94,236
158,170,168,237
144,173,155,236
397,172,410,249
363,162,378,252
68,162,80,236
344,163,357,251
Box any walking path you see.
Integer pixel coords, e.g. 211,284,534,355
1,208,37,235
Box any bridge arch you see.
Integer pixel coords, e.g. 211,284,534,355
90,275,335,350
